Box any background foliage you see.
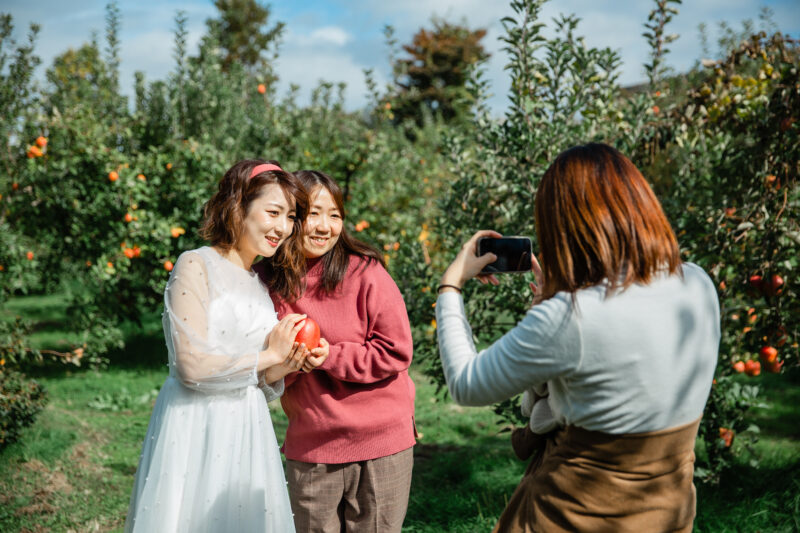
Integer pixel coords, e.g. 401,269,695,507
0,0,797,496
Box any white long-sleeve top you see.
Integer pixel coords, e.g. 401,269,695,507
436,263,720,434
164,247,283,400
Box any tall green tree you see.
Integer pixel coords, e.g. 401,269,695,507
46,42,111,114
204,0,284,78
388,19,488,125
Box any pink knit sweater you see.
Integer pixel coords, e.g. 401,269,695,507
268,255,416,463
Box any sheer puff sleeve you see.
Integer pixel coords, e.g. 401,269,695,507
164,251,260,393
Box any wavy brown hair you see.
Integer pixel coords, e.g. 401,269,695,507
293,170,385,294
201,159,308,301
534,143,680,301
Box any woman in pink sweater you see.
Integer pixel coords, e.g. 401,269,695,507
256,170,416,533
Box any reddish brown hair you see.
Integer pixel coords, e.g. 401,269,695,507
293,170,385,294
534,143,680,300
201,159,308,301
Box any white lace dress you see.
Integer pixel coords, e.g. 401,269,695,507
125,247,295,533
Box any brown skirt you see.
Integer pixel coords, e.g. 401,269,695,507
494,418,701,533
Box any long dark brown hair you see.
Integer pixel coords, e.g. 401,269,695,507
201,159,308,301
293,170,384,294
534,143,680,301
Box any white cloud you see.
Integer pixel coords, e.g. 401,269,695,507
274,45,386,110
308,26,352,47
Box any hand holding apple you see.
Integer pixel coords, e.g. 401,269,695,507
295,318,321,350
261,313,308,370
302,338,330,373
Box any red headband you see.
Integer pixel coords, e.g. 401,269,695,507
249,163,283,179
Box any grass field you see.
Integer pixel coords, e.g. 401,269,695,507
1,294,798,532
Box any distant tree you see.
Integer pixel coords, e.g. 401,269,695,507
0,14,39,169
46,43,110,112
45,3,126,120
204,0,284,79
388,19,488,125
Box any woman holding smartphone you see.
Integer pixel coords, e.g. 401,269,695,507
436,143,719,532
256,170,416,533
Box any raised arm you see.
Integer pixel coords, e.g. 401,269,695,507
435,291,582,406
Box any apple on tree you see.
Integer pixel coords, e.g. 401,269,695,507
744,360,761,377
763,274,784,297
759,346,778,364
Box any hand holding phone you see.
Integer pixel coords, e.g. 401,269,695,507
477,236,533,274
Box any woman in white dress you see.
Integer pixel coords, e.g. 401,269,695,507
125,159,327,532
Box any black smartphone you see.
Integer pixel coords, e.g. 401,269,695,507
477,236,533,273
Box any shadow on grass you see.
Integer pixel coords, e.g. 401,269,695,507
17,332,167,381
18,318,168,380
6,291,170,378
695,457,800,532
104,327,169,371
107,462,138,476
405,437,525,532
748,368,800,440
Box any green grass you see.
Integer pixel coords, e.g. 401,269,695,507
0,293,84,351
1,293,798,532
0,367,163,531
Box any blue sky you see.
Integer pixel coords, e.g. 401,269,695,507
4,0,799,114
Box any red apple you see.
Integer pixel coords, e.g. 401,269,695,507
732,361,745,373
748,274,762,295
759,346,778,364
765,274,784,296
295,318,320,349
744,360,761,377
718,427,734,448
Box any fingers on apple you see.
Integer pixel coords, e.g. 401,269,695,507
282,313,307,328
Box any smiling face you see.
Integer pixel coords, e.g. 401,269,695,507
238,183,296,259
302,186,343,259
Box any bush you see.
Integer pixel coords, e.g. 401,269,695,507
0,368,47,449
